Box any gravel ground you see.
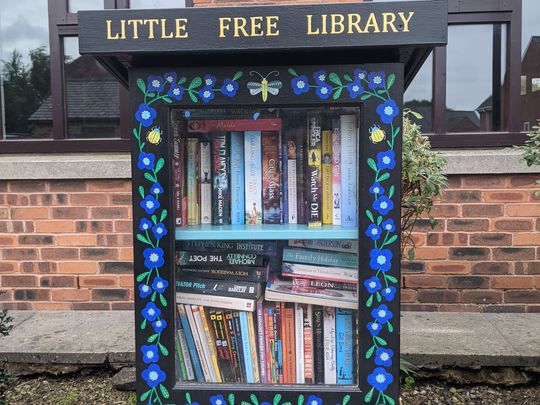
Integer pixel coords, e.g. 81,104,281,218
4,371,540,405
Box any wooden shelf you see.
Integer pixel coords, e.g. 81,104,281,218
175,224,358,240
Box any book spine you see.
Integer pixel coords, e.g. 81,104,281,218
322,129,333,225
262,132,281,224
178,327,195,381
284,303,296,384
312,305,325,384
256,301,268,384
282,248,358,268
280,303,288,384
179,240,278,256
336,308,354,384
191,305,217,382
239,311,254,383
172,113,186,226
187,138,200,226
323,307,337,384
292,277,357,292
176,292,256,312
331,119,342,225
185,304,211,382
177,305,204,382
288,239,358,253
286,134,298,224
177,251,265,267
230,131,245,225
244,131,262,224
294,303,305,383
211,310,236,383
178,266,268,282
303,304,314,384
187,118,282,133
247,312,260,383
175,278,262,299
200,140,212,224
212,132,230,225
266,308,276,383
281,142,288,224
216,310,236,382
307,114,322,227
175,331,188,381
296,127,307,224
232,311,247,382
224,310,242,382
199,307,223,383
281,262,358,283
340,115,358,228
274,303,283,384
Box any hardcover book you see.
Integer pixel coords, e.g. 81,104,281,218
172,111,187,226
307,114,322,227
322,129,333,225
312,306,324,384
285,131,298,224
179,240,278,256
294,303,305,383
331,119,342,225
177,293,257,312
175,278,263,299
244,131,263,224
288,239,358,253
187,138,200,226
292,277,357,292
282,248,358,268
281,262,358,284
295,126,308,224
303,304,314,384
323,307,337,384
212,132,230,225
177,265,269,282
340,115,358,228
230,131,245,224
187,118,282,133
177,251,265,267
262,132,282,224
200,140,212,224
336,308,354,384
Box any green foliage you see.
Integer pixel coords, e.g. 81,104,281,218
516,122,540,196
128,393,137,405
401,109,448,259
59,390,79,405
0,300,16,405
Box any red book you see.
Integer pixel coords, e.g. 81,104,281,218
283,303,296,383
262,132,281,224
187,118,282,133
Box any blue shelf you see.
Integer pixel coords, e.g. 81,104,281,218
175,224,358,241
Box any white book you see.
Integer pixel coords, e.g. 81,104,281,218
200,141,212,224
184,304,211,382
177,292,256,312
244,131,262,224
177,328,195,381
332,120,342,225
294,303,305,383
191,305,218,383
287,141,298,224
282,262,358,283
323,307,337,384
340,115,358,228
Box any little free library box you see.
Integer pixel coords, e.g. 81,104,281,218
78,1,447,404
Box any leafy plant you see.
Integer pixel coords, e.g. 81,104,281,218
516,121,540,196
59,390,79,405
0,300,16,405
401,110,448,259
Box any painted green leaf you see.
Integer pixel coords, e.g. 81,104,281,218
133,128,140,139
387,321,394,333
366,295,373,307
332,87,343,100
377,216,382,226
297,394,304,405
188,91,198,103
151,215,158,224
385,394,396,405
378,172,390,182
360,93,372,101
367,158,377,172
365,344,376,359
141,141,146,150
178,77,187,85
137,78,146,94
329,72,342,86
387,73,396,89
159,294,167,307
159,384,170,399
288,68,298,77
250,394,259,405
375,336,387,346
140,390,151,402
385,235,398,246
385,275,398,284
241,401,251,405
342,394,351,405
392,126,401,137
160,209,168,222
138,185,145,199
151,291,157,302
186,392,192,404
344,74,353,82
388,185,395,198
141,319,147,330
366,209,374,222
228,393,235,405
233,71,243,81
273,394,282,405
282,402,292,405
364,387,374,403
136,234,151,245
144,172,157,183
136,271,150,282
162,97,172,103
377,89,386,95
155,157,165,173
376,292,382,303
147,333,159,343
159,342,169,356
189,76,202,89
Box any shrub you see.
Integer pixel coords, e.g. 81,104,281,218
516,122,540,196
0,301,16,405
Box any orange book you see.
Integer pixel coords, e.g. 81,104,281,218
283,303,296,383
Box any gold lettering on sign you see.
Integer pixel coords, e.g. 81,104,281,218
364,13,380,33
382,12,398,33
218,15,279,37
330,14,345,35
347,14,363,34
106,20,119,40
398,11,414,32
250,16,264,37
127,19,144,39
306,15,319,35
219,17,232,38
175,18,188,38
266,16,279,36
233,17,249,37
161,18,174,38
144,19,159,39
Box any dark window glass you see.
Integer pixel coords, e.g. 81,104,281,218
68,0,103,13
404,52,432,132
129,0,186,8
0,0,51,139
521,0,540,129
63,36,120,138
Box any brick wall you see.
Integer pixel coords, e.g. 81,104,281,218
0,174,539,312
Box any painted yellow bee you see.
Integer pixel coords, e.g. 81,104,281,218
146,126,162,145
247,71,283,102
369,124,386,144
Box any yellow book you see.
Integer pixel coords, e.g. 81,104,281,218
322,129,333,225
199,306,222,383
247,312,260,383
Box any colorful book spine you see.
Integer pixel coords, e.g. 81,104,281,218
281,262,358,284
179,240,278,256
303,304,314,384
286,132,298,224
262,132,281,224
256,301,268,384
190,305,217,382
323,307,337,384
177,251,265,267
199,307,222,383
172,113,187,226
281,142,288,224
230,131,245,224
283,303,296,383
200,140,212,224
322,129,333,225
232,311,247,382
177,305,204,382
184,304,211,382
331,119,342,225
294,303,305,384
177,266,268,282
212,132,230,225
209,310,236,383
244,131,262,224
175,278,262,299
247,312,260,383
224,310,242,382
280,303,288,383
336,308,354,384
187,138,200,226
266,307,276,383
274,303,283,384
216,310,236,381
282,248,358,268
288,239,358,253
187,118,282,133
239,311,254,383
340,115,358,228
312,306,325,384
307,114,322,227
296,127,307,224
292,277,357,292
175,331,187,381
176,292,256,312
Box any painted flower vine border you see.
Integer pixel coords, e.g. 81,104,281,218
183,392,352,405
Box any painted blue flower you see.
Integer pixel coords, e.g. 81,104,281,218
313,70,327,84
147,75,165,92
366,224,383,241
367,321,382,336
354,68,368,81
210,394,227,405
141,363,166,388
198,86,215,103
369,182,384,195
141,302,161,322
370,248,393,272
150,182,164,195
164,72,176,83
291,75,309,95
138,284,152,298
306,395,323,405
141,344,159,364
363,276,382,294
203,74,217,87
377,150,396,170
152,276,169,294
376,99,400,124
143,247,165,269
371,304,393,325
367,367,393,392
140,195,160,215
382,219,396,233
137,152,155,170
152,318,167,334
135,104,157,127
152,223,168,240
375,348,394,367
368,71,386,89
315,83,333,100
373,195,394,216
139,218,152,232
167,83,184,101
220,79,239,97
381,286,397,301
346,80,364,99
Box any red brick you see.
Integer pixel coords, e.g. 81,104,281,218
2,248,38,260
462,204,503,217
483,305,527,313
35,220,75,233
40,276,77,288
41,248,79,260
493,219,533,231
97,234,133,247
0,291,13,301
430,204,459,217
412,218,445,232
506,204,540,217
448,276,489,289
52,207,88,219
493,247,535,261
449,247,490,260
504,290,540,303
447,219,489,231
462,290,502,304
411,247,448,260
492,276,534,289
91,288,130,301
527,306,540,313
51,288,91,301
509,175,539,187
33,303,72,310
73,302,110,310
426,233,466,246
400,289,417,302
513,233,540,246
110,194,132,205
484,191,528,202
48,180,87,192
418,290,459,303
443,190,481,202
90,207,129,219
469,233,511,246
79,276,118,288
0,182,7,192
427,262,470,274
471,262,510,275
7,194,29,205
58,262,97,274
119,248,134,260
80,248,118,260
0,209,8,220
13,289,50,301
9,181,46,192
404,275,448,289
75,220,113,233
29,194,68,206
87,180,130,192
401,261,424,273
111,302,134,310
11,207,49,219
118,275,134,288
0,262,17,273
18,235,54,245
462,175,504,187
0,302,33,310
56,235,97,246
0,235,17,246
20,262,57,274
99,261,133,274
70,193,109,206
401,304,439,311
1,275,37,287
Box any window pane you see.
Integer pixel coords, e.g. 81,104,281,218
68,0,103,13
130,0,186,8
404,52,432,132
0,0,51,139
63,37,120,138
521,0,540,129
